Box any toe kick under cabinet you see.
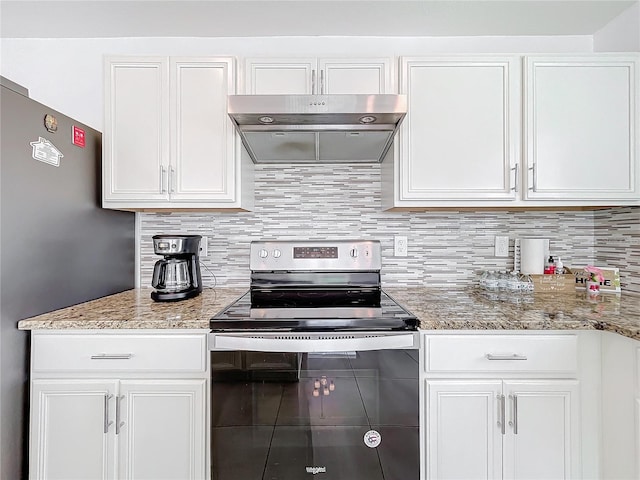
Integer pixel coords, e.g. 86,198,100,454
28,330,209,480
420,332,582,480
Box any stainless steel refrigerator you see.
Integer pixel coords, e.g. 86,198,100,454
0,77,135,480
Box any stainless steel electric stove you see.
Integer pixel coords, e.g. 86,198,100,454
209,240,419,480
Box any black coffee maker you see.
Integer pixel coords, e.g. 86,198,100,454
151,235,203,302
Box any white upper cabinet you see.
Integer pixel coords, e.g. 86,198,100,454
103,56,253,211
104,57,169,203
169,58,237,203
524,55,639,202
389,56,521,206
243,57,393,94
385,54,640,209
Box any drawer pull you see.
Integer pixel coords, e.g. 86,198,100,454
90,353,133,360
486,354,527,361
103,394,114,434
509,394,519,434
116,394,125,435
497,394,506,435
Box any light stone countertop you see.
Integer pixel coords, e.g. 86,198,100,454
385,287,640,341
17,287,640,341
17,288,247,331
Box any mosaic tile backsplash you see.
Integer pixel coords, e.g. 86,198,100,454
140,165,640,294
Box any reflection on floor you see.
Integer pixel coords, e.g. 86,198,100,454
211,349,419,480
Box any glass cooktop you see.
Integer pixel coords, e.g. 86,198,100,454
210,291,418,332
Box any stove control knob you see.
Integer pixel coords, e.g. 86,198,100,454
350,248,359,258
272,249,282,258
259,248,269,259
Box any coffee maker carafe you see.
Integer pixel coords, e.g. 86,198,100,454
151,235,203,301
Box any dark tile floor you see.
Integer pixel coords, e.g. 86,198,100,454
211,349,419,480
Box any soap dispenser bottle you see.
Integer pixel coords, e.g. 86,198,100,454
555,257,564,274
544,256,555,274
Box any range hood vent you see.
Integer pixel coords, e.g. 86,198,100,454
228,94,407,164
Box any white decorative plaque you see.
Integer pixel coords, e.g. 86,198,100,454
30,137,63,167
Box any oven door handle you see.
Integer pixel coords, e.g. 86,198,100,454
209,332,418,352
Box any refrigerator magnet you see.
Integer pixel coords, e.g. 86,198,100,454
44,114,57,132
30,137,63,167
72,126,86,148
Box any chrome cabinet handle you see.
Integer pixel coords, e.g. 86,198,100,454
486,354,527,361
160,166,167,193
497,394,506,435
170,166,176,193
115,394,125,435
511,163,519,192
320,69,325,94
91,353,133,360
311,69,316,94
510,394,519,434
104,394,114,434
528,164,537,191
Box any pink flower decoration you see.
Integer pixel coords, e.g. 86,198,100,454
584,265,604,283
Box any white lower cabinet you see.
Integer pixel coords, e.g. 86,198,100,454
426,379,579,480
502,381,579,480
30,380,116,480
422,333,580,480
117,380,205,480
426,380,503,479
600,332,640,480
28,331,209,480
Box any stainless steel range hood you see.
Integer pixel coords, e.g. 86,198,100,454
227,94,407,164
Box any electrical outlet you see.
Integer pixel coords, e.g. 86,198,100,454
394,236,408,257
495,235,509,257
199,236,208,257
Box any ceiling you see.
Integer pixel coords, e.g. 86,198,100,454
0,0,636,38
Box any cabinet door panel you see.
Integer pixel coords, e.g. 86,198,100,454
30,380,116,480
426,380,503,480
400,57,520,201
118,380,206,480
320,58,391,94
525,56,639,201
171,58,236,202
503,380,580,480
244,58,315,94
104,57,168,201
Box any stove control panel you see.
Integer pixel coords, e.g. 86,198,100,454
250,240,381,271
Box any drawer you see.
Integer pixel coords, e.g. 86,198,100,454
32,333,207,373
424,334,578,373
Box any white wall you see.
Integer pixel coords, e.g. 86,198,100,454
0,35,592,131
594,2,640,52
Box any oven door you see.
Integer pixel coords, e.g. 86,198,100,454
209,332,419,480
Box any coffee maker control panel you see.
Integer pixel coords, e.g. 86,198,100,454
155,239,182,254
152,235,201,256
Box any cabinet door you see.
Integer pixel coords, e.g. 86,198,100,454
319,58,392,94
244,58,315,94
502,380,580,480
170,58,236,203
30,380,116,480
601,333,639,480
425,380,503,480
524,55,639,201
103,57,169,203
117,380,206,480
399,57,521,202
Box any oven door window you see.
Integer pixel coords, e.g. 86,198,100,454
211,349,419,480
